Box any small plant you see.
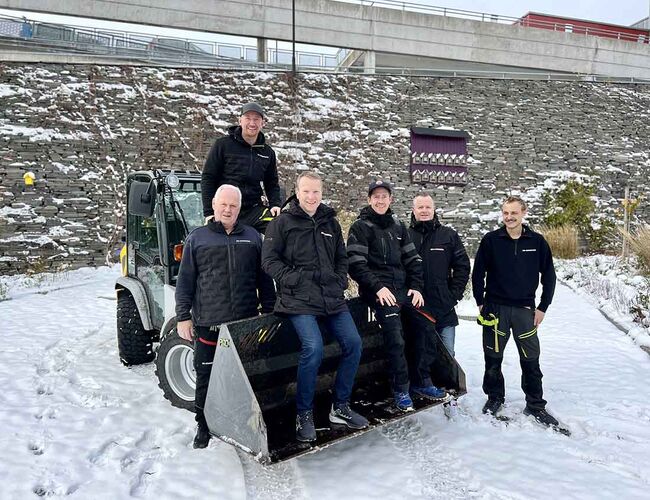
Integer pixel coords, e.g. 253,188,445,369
538,224,579,259
620,225,650,275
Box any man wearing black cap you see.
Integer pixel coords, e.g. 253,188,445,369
201,102,282,233
347,181,447,412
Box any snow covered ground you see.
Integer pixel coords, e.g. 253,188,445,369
1,266,650,500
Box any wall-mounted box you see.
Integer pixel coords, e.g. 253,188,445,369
410,128,470,186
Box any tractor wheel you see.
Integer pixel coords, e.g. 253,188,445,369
155,330,196,412
116,289,155,366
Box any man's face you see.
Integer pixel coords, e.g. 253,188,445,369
239,111,264,142
413,195,435,221
502,201,526,230
369,187,392,215
296,177,322,216
212,188,241,230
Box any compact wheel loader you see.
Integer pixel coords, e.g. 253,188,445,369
117,170,466,463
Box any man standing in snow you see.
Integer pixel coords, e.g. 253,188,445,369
175,184,275,448
472,195,558,427
262,171,368,443
409,193,470,358
347,181,446,413
201,102,282,233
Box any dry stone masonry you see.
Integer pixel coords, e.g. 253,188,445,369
1,64,649,275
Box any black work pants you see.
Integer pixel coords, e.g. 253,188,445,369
239,204,274,234
373,292,433,393
481,303,546,410
194,325,219,426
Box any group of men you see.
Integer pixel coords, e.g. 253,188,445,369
175,102,558,449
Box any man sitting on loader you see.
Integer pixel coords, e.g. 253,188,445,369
262,171,369,442
175,184,275,448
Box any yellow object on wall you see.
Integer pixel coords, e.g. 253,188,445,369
23,171,35,186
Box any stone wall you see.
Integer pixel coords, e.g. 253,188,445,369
1,63,649,275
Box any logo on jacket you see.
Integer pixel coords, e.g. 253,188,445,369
521,248,537,252
321,232,333,238
257,154,270,159
430,247,445,251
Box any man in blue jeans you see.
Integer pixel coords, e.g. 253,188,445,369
262,171,368,442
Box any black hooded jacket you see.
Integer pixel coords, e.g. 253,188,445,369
409,213,470,327
175,221,276,327
262,200,349,316
347,206,423,303
201,125,281,216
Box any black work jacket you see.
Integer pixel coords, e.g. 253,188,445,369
201,125,281,216
175,221,275,327
471,225,556,312
347,206,423,303
409,214,470,328
262,201,348,316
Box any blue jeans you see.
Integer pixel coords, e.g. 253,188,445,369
438,325,456,357
289,311,362,412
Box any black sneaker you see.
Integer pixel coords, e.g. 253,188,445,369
482,399,503,416
296,410,317,442
193,423,211,449
523,407,559,427
329,403,369,430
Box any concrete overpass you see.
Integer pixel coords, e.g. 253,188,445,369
1,0,649,78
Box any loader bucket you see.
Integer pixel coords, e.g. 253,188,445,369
203,298,466,463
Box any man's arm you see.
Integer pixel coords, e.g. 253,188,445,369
175,236,197,339
471,236,488,307
263,149,282,210
255,233,277,313
201,140,224,217
537,237,556,313
347,222,383,294
261,217,296,284
333,220,349,288
400,223,423,293
449,231,471,300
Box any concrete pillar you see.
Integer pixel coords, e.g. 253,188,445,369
364,50,376,74
257,38,267,63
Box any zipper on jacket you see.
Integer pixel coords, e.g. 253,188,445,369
514,239,518,257
226,234,236,315
381,236,387,264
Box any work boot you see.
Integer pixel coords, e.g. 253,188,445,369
523,407,559,427
411,384,447,400
482,399,503,416
329,403,369,430
394,391,414,412
193,422,211,449
296,410,317,442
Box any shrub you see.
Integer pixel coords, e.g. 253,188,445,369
621,225,650,274
539,224,579,259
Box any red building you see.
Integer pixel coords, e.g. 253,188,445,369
516,12,649,44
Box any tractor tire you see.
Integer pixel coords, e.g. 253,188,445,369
116,289,155,366
155,330,196,412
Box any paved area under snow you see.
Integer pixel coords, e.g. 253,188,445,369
1,266,649,499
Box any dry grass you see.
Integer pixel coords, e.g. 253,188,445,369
539,224,579,259
620,225,650,274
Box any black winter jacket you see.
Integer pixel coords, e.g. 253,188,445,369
262,201,348,316
175,221,275,327
201,125,281,216
409,214,470,328
472,225,556,312
347,206,423,303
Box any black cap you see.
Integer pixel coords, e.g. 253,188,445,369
368,180,393,196
241,102,265,117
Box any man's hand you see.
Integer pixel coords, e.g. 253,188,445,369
270,206,281,217
376,287,397,307
534,309,545,326
408,289,424,308
177,319,194,341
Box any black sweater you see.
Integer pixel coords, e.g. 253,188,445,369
201,125,281,216
472,225,556,312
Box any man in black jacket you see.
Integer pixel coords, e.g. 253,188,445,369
347,181,447,412
472,195,558,427
262,171,368,442
409,193,470,357
201,102,281,232
176,184,275,449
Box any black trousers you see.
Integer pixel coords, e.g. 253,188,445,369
481,303,546,410
239,204,274,234
194,325,219,426
373,292,434,393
